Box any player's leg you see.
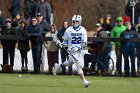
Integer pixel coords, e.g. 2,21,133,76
77,62,91,88
53,60,74,75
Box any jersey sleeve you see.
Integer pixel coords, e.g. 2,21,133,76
82,27,87,43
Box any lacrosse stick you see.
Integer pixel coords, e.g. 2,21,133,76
51,34,81,69
66,49,81,69
51,34,63,48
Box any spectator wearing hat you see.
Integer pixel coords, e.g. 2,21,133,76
36,0,51,24
111,17,126,76
94,23,110,76
83,23,109,76
36,12,50,73
101,14,115,34
100,14,115,67
0,18,18,73
37,13,50,32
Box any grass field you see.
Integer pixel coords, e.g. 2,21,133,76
0,74,140,93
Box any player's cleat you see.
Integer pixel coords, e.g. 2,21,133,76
83,81,92,88
53,63,60,76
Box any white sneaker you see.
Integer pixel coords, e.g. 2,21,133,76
53,63,60,76
83,80,91,88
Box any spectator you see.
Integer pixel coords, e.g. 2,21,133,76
0,10,4,31
111,17,126,76
120,22,137,77
44,24,59,74
27,17,43,74
9,0,20,19
17,19,30,73
0,18,18,73
23,0,37,22
83,42,98,75
12,13,21,29
57,20,73,75
101,14,115,33
135,23,140,75
36,12,49,73
47,0,55,24
94,23,110,76
36,0,51,24
100,14,115,64
125,0,140,25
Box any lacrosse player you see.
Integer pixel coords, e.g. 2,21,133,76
53,15,91,88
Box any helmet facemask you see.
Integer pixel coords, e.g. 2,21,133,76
72,15,82,29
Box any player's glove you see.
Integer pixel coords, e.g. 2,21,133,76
58,43,63,48
61,40,68,48
71,46,81,52
82,42,87,49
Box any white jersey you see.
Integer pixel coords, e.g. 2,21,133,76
62,26,87,51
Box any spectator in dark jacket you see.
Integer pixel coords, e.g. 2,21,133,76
47,0,56,24
125,0,140,25
0,10,4,31
36,0,51,24
135,23,140,75
37,12,49,35
57,20,73,75
17,19,30,72
83,42,98,75
36,12,49,73
12,13,21,30
94,23,110,76
27,17,43,74
23,0,37,21
9,0,20,19
121,21,137,77
0,18,18,73
101,14,115,33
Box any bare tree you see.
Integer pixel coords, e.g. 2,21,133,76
0,0,126,30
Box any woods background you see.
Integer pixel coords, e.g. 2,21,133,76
0,0,128,31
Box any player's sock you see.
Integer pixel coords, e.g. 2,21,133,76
53,63,61,75
83,79,91,88
82,78,87,83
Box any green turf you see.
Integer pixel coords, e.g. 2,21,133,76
0,74,140,93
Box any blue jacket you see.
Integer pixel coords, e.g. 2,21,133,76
27,24,43,44
9,0,20,17
120,29,137,51
57,27,67,42
136,31,140,57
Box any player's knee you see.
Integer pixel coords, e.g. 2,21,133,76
78,69,83,74
63,61,73,66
